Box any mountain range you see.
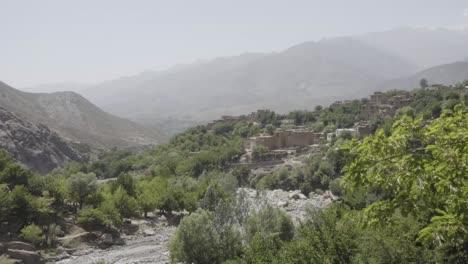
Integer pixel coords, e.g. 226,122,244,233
17,27,468,134
80,37,414,123
381,61,468,90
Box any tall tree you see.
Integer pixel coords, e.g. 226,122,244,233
343,105,468,246
67,172,98,209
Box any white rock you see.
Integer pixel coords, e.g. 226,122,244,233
277,201,288,207
143,229,156,236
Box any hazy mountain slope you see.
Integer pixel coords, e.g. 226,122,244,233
357,27,468,70
382,61,468,90
21,82,89,93
0,81,165,148
80,38,414,122
0,107,87,173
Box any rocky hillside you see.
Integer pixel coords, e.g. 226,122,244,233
0,107,87,174
0,81,165,148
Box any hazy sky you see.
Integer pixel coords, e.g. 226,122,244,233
1,0,468,88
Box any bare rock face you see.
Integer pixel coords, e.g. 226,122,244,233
0,107,87,174
6,249,42,264
6,241,35,252
0,81,165,148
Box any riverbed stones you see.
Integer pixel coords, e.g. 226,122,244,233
143,229,156,236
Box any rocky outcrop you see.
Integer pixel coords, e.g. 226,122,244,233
5,241,35,252
6,249,42,264
238,188,334,224
0,107,87,173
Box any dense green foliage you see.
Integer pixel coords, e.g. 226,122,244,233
343,105,467,246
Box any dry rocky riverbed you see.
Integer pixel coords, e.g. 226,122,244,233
49,217,175,264
49,188,332,264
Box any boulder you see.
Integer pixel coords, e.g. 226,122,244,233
6,249,42,264
100,233,114,245
113,237,125,245
6,241,35,251
143,229,156,236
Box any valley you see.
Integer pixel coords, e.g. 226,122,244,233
1,6,468,262
0,79,466,263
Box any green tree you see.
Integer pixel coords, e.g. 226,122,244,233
245,204,294,243
420,78,428,88
0,163,32,188
77,208,110,228
10,185,34,224
136,180,159,217
0,185,12,222
67,172,98,209
264,124,275,135
112,186,138,218
342,105,468,246
111,173,136,196
200,184,222,211
170,209,221,264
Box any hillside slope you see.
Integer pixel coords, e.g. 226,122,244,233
0,107,87,173
382,61,468,90
0,81,165,148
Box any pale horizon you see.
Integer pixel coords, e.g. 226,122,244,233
1,0,468,88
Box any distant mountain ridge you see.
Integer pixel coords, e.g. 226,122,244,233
21,27,468,134
0,81,165,148
356,27,468,70
382,61,468,90
77,37,414,124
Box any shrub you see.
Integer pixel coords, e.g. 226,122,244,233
77,208,109,228
329,178,343,196
20,224,43,245
170,209,221,264
252,146,269,161
245,205,294,243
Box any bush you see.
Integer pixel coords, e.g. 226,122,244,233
329,178,343,196
170,209,221,264
77,208,109,228
245,205,294,243
252,146,269,161
20,224,43,245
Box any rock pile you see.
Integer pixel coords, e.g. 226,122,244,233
238,188,334,224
